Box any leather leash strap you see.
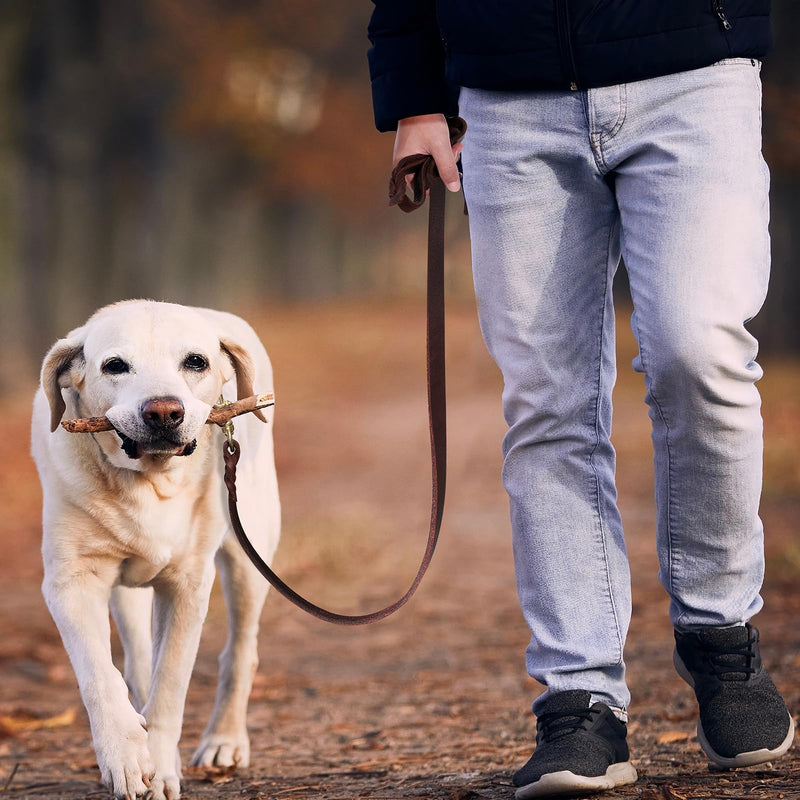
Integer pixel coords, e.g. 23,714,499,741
222,117,467,625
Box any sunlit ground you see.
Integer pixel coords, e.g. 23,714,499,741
1,299,798,799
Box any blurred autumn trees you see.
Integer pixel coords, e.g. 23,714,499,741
0,0,412,379
760,1,800,356
0,0,797,385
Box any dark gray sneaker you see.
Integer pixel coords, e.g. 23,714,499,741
674,623,795,768
513,690,637,799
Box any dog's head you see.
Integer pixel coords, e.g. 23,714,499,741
41,301,263,467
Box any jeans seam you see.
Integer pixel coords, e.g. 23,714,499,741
602,83,627,143
631,314,677,600
587,219,624,666
583,90,606,175
586,85,627,172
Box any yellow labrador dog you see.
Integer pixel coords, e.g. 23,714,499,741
31,300,280,800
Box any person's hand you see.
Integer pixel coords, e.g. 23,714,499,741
393,113,463,193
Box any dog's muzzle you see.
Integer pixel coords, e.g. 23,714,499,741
116,397,197,459
116,431,198,459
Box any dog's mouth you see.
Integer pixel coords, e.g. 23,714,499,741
116,431,198,460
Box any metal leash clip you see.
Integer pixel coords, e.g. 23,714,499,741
214,396,237,454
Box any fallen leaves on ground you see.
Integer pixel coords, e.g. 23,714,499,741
0,707,76,736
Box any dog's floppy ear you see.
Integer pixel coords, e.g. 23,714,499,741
220,337,267,423
41,333,86,432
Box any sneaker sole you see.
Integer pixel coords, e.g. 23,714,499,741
698,713,795,769
514,762,638,799
674,648,796,768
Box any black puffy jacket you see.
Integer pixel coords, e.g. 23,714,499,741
367,0,771,131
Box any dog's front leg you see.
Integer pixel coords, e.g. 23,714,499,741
142,565,215,800
110,585,154,712
43,569,154,799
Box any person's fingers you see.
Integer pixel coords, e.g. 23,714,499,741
393,114,463,193
419,131,461,192
433,143,462,192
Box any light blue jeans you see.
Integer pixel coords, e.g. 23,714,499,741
459,59,770,715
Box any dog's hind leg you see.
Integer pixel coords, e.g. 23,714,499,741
190,533,272,768
110,585,154,712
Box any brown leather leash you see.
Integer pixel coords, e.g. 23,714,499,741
221,117,467,625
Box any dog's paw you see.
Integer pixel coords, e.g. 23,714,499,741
144,772,181,800
96,713,155,799
190,734,250,768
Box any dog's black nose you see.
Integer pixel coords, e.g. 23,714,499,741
141,397,185,431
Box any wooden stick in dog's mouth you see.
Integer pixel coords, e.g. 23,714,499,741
60,392,275,433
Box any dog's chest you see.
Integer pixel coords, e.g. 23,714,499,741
108,479,223,586
112,504,195,581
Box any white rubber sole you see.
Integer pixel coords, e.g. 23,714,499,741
674,648,796,768
514,762,638,799
698,713,795,768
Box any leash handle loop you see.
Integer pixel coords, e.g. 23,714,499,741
388,117,467,213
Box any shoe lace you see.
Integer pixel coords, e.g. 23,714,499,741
537,707,598,743
700,632,757,681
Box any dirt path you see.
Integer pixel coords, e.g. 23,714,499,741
1,301,799,799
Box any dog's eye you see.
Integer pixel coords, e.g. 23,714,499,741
102,357,130,375
183,354,209,372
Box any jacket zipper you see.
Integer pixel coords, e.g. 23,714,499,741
555,0,580,90
713,0,733,31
